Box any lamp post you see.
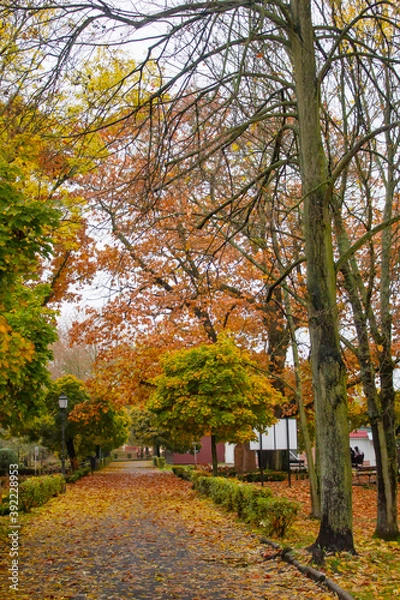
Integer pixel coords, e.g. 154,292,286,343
58,393,68,476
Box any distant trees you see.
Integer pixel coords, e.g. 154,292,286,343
29,375,130,470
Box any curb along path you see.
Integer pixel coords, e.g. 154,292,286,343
1,462,336,599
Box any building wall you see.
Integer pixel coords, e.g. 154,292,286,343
171,436,225,465
350,428,375,466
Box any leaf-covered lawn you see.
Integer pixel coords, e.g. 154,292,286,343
266,479,400,600
0,463,335,599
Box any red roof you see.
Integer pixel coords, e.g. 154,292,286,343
350,430,369,438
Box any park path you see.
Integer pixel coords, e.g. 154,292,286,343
0,462,336,599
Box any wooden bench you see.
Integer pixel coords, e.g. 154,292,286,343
289,459,305,471
353,465,377,485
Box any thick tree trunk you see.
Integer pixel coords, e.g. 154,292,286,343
377,310,398,539
289,1,354,553
234,442,256,475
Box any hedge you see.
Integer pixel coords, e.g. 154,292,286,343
171,465,195,480
19,475,66,512
191,475,299,538
152,456,166,468
238,470,287,483
65,465,91,483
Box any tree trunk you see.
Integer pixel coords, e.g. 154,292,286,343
264,287,291,395
211,434,218,476
66,438,79,472
289,0,354,553
376,99,399,539
284,288,321,519
330,71,399,538
333,207,399,540
234,442,256,475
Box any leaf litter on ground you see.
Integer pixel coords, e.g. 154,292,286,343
0,463,336,600
265,478,400,600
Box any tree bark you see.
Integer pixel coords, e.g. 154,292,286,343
211,434,218,476
330,64,399,538
284,288,321,519
66,438,79,472
289,0,354,553
333,207,399,540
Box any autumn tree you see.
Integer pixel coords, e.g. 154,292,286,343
69,398,131,458
0,12,106,431
30,375,91,471
319,9,400,539
7,0,400,551
49,324,96,381
149,335,282,475
0,145,59,430
30,375,130,469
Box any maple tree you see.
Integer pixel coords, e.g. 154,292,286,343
149,335,283,475
28,375,91,471
0,143,59,430
28,375,131,470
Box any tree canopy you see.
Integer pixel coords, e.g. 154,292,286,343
149,335,282,474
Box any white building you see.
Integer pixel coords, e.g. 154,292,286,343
350,427,376,466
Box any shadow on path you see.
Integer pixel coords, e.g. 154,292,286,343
0,462,335,599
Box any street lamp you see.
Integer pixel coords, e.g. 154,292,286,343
58,393,68,476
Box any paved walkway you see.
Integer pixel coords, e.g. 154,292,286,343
0,462,335,599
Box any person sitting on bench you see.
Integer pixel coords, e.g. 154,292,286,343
353,446,364,466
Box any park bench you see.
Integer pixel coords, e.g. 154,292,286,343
289,459,306,471
353,465,377,485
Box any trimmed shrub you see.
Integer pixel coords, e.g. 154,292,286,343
231,482,273,521
196,465,237,478
172,466,194,481
65,465,91,484
259,497,300,537
152,456,167,469
192,474,213,496
19,475,66,512
238,470,287,483
192,474,298,538
0,448,18,474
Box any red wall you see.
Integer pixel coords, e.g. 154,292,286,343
172,436,225,465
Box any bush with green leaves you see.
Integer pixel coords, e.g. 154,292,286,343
65,465,91,483
0,448,18,474
192,474,299,537
196,465,237,478
238,471,287,483
152,456,166,468
258,497,300,537
171,465,194,481
19,475,66,512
